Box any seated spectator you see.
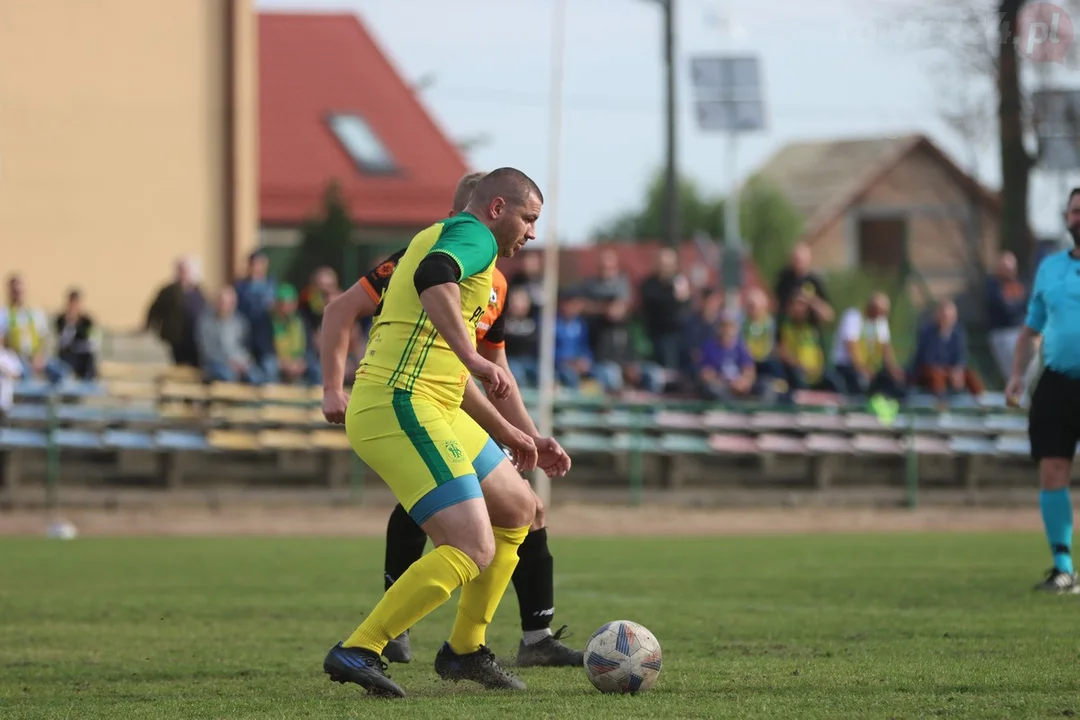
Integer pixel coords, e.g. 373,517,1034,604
777,295,838,393
685,290,725,369
234,250,277,374
593,299,665,394
271,284,321,387
696,310,756,401
197,287,265,385
554,294,592,390
0,273,52,380
742,287,781,391
54,289,98,381
912,300,985,401
503,288,539,386
0,331,23,423
299,266,341,343
832,293,906,400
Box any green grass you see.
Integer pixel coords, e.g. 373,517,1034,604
1,533,1078,719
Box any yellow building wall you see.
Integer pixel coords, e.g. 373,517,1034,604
0,0,256,329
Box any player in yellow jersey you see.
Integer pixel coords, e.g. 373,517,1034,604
321,171,582,670
322,168,547,698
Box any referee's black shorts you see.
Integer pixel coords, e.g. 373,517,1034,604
1029,367,1080,461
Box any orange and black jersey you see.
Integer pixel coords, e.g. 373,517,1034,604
359,248,508,348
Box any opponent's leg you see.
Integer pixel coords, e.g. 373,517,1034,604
435,448,534,690
380,504,427,663
515,492,584,667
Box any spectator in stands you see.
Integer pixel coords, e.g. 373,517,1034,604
554,293,593,390
503,288,539,387
54,289,97,381
145,258,206,368
509,250,546,320
593,298,665,394
234,249,277,375
774,242,834,327
696,309,756,401
685,290,725,369
777,295,839,393
299,266,340,340
0,330,23,423
0,274,54,381
197,286,265,385
639,247,692,371
911,300,985,401
586,248,632,312
832,293,906,400
270,284,321,386
742,287,781,393
986,251,1028,380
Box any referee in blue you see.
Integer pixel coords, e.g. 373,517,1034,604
1006,188,1080,593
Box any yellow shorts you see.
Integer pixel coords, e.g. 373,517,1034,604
345,382,507,525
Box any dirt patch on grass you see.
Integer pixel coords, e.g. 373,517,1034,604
0,504,1042,537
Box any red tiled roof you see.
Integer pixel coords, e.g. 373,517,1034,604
259,13,469,226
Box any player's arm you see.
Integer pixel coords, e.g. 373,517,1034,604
414,227,510,397
1006,268,1048,405
320,282,378,390
319,251,401,423
477,313,539,436
461,378,537,472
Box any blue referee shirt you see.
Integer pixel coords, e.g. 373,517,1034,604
1026,250,1080,377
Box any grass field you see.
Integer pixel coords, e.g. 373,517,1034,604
1,532,1078,719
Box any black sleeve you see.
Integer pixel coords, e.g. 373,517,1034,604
360,247,407,301
414,253,462,294
484,311,506,345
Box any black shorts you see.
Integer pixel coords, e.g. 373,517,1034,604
1029,367,1080,461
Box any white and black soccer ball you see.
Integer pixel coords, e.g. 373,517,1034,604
583,620,662,694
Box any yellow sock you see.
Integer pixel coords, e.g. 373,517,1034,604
448,525,529,655
343,543,479,653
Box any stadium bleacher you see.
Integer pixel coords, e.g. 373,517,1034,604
0,355,1054,509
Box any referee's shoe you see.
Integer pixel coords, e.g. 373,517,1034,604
1034,568,1080,594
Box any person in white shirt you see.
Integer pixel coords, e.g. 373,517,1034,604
0,331,24,421
831,293,906,399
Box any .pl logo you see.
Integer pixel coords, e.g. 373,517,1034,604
1015,2,1073,63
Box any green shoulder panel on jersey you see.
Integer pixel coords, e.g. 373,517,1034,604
427,212,498,280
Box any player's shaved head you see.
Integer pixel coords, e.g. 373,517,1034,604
451,171,487,216
467,167,544,212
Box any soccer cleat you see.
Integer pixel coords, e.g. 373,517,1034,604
382,630,413,664
516,625,585,668
323,642,406,698
434,642,526,690
1034,568,1080,594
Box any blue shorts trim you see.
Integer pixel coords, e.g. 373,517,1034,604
408,474,483,526
472,438,508,481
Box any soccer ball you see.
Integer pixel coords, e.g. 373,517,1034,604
583,620,662,694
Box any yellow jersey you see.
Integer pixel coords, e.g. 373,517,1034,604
357,212,498,410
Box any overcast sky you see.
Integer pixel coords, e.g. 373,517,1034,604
257,0,1080,245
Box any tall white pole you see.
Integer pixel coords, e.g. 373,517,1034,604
723,130,740,308
534,0,567,508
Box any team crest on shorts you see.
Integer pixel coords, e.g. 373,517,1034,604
444,439,465,461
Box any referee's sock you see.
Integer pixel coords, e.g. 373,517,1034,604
1040,487,1074,574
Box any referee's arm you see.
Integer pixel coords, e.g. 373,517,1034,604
1005,278,1047,406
